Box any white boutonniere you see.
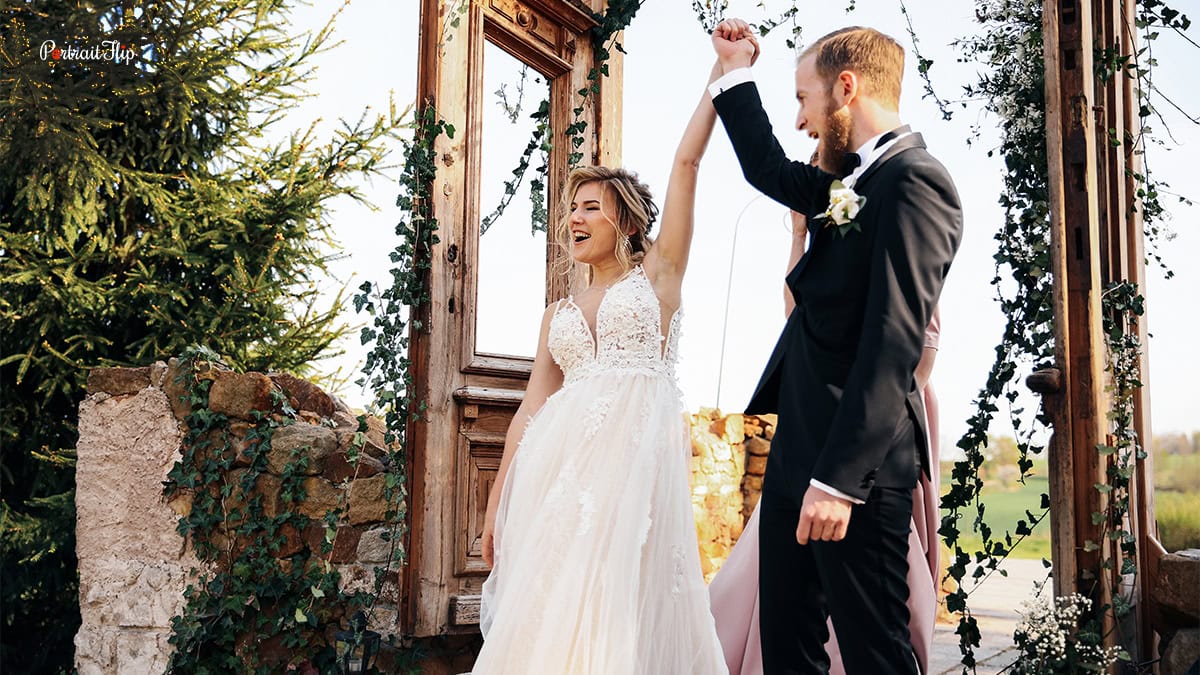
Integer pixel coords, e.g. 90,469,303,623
819,180,866,237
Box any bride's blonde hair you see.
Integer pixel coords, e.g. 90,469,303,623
553,166,658,278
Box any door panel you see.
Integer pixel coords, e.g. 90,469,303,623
409,0,619,637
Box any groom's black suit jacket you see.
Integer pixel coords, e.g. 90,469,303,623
714,82,962,503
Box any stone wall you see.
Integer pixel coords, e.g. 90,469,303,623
75,363,194,674
75,361,405,672
688,410,776,581
76,363,777,670
1152,549,1200,675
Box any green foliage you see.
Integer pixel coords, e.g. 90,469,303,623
163,348,365,673
1153,448,1200,492
560,1,645,167
0,1,404,670
480,99,551,235
926,0,1193,669
931,2,1055,667
1155,490,1200,552
944,468,1052,560
1095,283,1145,596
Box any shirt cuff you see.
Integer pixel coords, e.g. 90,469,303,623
810,479,867,505
708,67,754,99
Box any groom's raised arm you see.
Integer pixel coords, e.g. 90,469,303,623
712,79,834,216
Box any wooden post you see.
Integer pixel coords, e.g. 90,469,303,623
410,0,476,637
1042,0,1112,619
1117,0,1160,661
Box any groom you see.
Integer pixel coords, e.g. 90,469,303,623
708,21,962,674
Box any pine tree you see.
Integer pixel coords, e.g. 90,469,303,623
0,2,405,670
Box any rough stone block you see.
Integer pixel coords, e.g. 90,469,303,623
303,523,363,563
76,388,189,563
710,414,745,445
348,475,392,525
323,450,386,483
114,631,172,674
358,526,400,564
337,564,372,596
1161,627,1200,675
87,367,152,396
163,357,194,420
74,627,115,674
298,477,344,519
225,470,283,521
745,453,768,476
365,415,395,457
227,420,256,467
269,373,336,418
1154,549,1200,624
208,371,275,420
272,522,305,558
268,422,337,475
744,435,772,457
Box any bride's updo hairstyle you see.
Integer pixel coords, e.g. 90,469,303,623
554,166,659,276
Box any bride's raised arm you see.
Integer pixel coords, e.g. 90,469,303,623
642,61,723,293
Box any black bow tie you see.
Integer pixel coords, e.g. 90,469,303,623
837,152,862,179
835,126,911,179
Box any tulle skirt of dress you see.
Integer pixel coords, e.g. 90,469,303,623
475,370,728,675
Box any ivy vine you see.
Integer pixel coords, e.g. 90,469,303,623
352,99,455,628
164,346,365,673
929,0,1193,671
480,98,551,235
162,103,454,672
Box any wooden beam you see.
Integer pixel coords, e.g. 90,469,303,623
409,0,478,637
1042,0,1111,611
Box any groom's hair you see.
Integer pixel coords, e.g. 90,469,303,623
800,27,904,109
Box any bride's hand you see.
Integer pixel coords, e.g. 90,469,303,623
482,513,497,567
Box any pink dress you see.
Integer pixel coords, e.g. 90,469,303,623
709,309,942,675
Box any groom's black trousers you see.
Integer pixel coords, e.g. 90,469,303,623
758,478,918,675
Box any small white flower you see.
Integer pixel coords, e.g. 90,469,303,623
821,180,867,234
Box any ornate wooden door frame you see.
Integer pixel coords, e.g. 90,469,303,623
407,0,622,637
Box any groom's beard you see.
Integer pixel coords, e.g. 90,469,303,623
818,104,854,174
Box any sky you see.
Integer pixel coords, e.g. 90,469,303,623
282,0,1198,453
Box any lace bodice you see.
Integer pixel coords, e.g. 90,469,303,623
548,266,681,385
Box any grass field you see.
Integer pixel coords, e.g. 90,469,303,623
940,455,1200,559
940,469,1052,560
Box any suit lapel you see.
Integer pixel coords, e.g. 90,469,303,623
854,133,926,188
791,134,925,281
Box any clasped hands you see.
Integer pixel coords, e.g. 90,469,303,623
710,18,761,71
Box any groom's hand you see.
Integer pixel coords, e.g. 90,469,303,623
795,486,853,545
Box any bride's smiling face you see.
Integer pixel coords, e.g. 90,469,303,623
568,181,625,266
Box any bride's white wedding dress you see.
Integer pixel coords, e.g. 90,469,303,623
475,265,728,675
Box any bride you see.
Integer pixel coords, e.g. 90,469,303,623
470,44,754,673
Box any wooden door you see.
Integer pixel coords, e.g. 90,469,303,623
407,0,622,637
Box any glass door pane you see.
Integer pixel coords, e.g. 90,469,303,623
474,40,551,358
